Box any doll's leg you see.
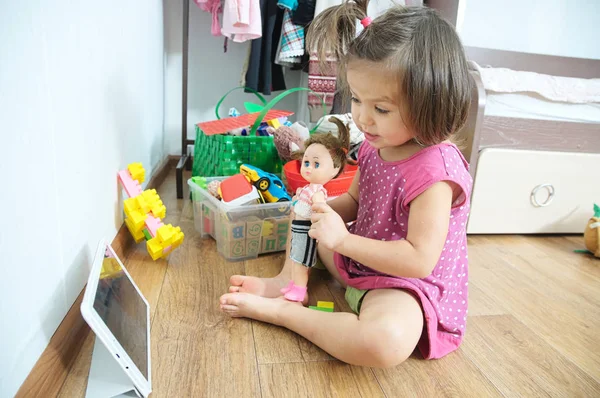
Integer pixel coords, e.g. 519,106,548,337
281,220,317,301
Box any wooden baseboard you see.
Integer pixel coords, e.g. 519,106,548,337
15,156,178,398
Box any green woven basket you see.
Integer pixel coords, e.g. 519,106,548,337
192,87,323,179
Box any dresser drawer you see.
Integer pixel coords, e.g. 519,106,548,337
467,148,600,234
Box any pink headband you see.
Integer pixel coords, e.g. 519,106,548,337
361,17,372,28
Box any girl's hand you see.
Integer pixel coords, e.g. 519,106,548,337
309,203,349,251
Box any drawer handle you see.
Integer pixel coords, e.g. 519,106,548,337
530,183,555,207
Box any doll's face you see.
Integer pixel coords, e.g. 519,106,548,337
300,143,340,185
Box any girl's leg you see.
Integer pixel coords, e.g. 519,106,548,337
220,288,424,368
315,243,346,287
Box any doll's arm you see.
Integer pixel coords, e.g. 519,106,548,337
311,190,326,204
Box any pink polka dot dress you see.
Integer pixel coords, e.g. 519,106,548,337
334,141,473,359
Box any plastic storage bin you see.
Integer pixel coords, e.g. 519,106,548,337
188,178,292,261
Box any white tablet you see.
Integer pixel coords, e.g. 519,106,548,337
81,240,152,397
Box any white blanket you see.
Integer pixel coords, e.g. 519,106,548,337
473,62,600,104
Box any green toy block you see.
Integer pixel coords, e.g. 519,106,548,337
262,236,277,253
309,306,334,312
277,235,288,251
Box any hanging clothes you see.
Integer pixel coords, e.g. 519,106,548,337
275,9,305,67
292,0,316,26
244,0,286,95
221,0,262,43
193,0,222,36
307,52,337,121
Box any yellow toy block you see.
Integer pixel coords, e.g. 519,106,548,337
267,118,281,129
262,218,275,237
146,238,163,261
124,200,147,228
141,189,166,219
146,224,185,260
125,217,146,243
119,162,184,260
128,162,145,184
317,301,334,310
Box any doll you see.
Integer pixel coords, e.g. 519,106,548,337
280,116,351,302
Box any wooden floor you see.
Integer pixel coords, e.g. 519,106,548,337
59,165,600,397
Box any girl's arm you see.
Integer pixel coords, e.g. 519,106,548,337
334,181,455,279
326,170,360,223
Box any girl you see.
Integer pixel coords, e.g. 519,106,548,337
220,2,473,367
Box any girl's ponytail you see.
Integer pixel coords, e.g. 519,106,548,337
306,0,370,66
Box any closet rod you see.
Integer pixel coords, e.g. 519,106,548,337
176,0,191,198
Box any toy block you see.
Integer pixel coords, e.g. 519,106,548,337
317,301,334,310
245,216,263,239
262,236,277,253
262,218,276,237
217,218,228,240
276,219,289,236
118,169,143,198
141,189,166,219
267,118,281,129
219,174,253,203
125,217,146,243
145,215,164,237
202,216,214,236
127,162,145,184
246,239,260,257
147,224,184,260
228,240,246,258
277,235,288,251
223,220,246,241
309,306,333,312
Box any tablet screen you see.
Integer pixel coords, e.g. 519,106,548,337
92,248,149,380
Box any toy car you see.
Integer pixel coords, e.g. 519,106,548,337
240,164,291,203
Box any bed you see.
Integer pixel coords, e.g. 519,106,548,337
458,47,600,234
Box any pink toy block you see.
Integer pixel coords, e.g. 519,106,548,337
145,215,164,236
118,170,143,198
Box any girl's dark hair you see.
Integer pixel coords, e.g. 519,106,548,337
292,116,351,177
307,1,471,146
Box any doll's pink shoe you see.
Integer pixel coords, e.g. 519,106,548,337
283,284,307,302
280,281,294,295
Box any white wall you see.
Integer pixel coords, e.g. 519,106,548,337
458,0,600,60
0,1,165,396
163,1,301,156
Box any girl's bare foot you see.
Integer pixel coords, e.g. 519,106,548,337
219,292,294,325
227,274,290,298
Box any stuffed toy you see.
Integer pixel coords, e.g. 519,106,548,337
269,121,310,162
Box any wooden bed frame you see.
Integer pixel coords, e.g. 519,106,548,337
457,46,600,179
